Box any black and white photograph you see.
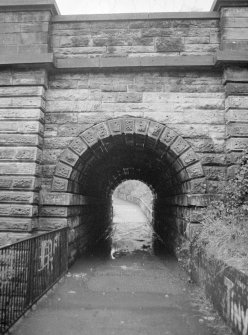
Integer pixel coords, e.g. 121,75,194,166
0,0,247,334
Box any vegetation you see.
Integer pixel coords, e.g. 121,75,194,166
114,180,153,210
195,150,248,272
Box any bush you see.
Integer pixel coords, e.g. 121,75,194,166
195,150,248,271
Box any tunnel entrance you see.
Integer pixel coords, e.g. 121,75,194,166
111,180,155,258
51,117,206,261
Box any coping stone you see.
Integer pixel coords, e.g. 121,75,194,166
52,12,220,23
211,0,248,11
0,0,60,15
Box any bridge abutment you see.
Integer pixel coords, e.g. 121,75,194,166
0,0,58,244
0,68,48,243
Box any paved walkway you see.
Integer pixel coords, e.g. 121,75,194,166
12,200,233,335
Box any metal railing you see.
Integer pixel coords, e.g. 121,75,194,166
0,228,68,334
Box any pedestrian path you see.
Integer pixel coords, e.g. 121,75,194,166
12,200,233,335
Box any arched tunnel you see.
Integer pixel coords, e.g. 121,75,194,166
51,117,206,259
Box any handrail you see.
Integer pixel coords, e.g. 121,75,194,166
0,228,67,250
0,227,69,334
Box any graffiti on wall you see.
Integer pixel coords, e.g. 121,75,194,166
0,250,16,281
38,233,60,272
224,276,248,335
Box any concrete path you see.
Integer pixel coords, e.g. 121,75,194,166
12,200,233,335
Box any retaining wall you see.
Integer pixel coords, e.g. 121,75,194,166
191,249,248,335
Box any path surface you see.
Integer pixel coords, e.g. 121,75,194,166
12,199,232,335
111,197,153,255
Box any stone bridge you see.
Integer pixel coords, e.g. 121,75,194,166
0,0,248,259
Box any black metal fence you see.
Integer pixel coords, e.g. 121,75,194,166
0,228,68,334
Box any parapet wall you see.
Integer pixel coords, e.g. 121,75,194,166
52,14,220,59
191,249,248,335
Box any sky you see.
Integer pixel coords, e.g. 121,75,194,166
56,0,215,15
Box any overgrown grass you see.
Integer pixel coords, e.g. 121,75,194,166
195,150,248,273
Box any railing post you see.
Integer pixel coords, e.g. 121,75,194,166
25,239,36,307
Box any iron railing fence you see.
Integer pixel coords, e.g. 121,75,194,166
0,227,68,334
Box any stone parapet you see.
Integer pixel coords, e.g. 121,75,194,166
0,0,59,15
212,0,248,51
0,0,59,56
211,0,248,11
52,13,220,60
53,12,220,22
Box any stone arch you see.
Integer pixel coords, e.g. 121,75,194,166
51,117,206,198
46,116,206,257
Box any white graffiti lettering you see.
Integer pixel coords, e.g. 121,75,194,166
38,234,60,272
224,276,248,335
0,250,15,281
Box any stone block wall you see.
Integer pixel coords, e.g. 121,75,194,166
220,7,248,51
39,191,112,260
224,67,248,178
0,0,247,254
44,69,225,194
41,69,225,243
67,202,112,261
218,3,248,203
0,10,53,54
0,1,58,244
52,17,220,59
0,69,47,244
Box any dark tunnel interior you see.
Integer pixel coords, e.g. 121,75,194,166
53,118,205,257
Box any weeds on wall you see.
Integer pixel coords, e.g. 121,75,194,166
196,150,248,272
